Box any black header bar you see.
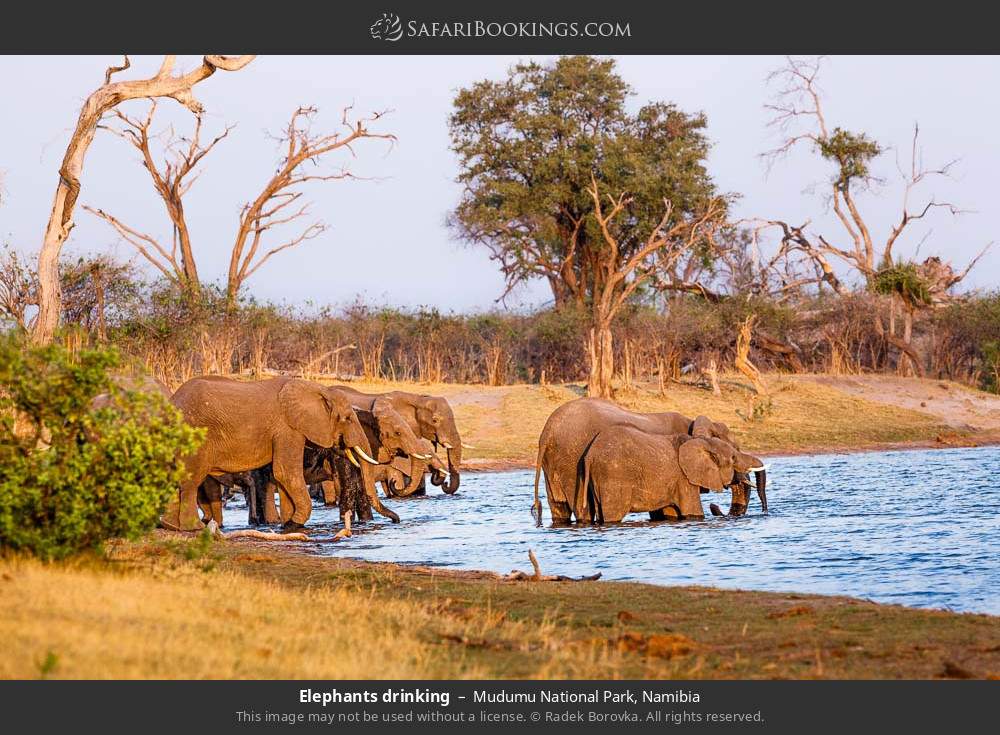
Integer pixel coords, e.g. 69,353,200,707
2,1,997,54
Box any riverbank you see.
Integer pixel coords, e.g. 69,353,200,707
313,373,1000,470
2,533,997,679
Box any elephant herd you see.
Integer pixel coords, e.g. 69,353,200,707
532,398,768,525
123,374,767,536
155,375,467,536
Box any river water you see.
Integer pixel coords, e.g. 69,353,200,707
226,445,1000,615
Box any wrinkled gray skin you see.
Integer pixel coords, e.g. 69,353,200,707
335,387,464,494
583,429,766,523
203,394,423,530
168,375,394,533
532,398,767,525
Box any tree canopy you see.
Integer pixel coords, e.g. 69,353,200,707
448,55,726,308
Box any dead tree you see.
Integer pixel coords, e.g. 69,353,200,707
85,102,393,308
757,56,990,376
586,175,725,398
31,54,254,344
734,315,767,395
85,103,233,297
226,105,394,304
0,246,38,331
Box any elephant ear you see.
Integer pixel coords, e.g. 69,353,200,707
678,437,726,491
277,379,337,447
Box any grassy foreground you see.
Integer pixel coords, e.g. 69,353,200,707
1,533,997,680
322,373,985,467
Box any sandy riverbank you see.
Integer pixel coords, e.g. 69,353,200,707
310,373,1000,470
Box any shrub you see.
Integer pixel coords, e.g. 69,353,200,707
0,336,203,559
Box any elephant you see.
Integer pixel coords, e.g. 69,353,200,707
379,438,448,497
334,387,468,494
91,373,172,410
227,394,429,534
166,375,398,533
582,428,766,523
531,397,767,525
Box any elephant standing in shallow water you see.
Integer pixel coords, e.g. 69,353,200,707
167,376,396,533
334,387,468,494
583,428,767,523
532,398,767,525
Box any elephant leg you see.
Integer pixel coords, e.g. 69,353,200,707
162,457,206,532
320,479,339,506
543,472,573,525
277,484,295,524
197,484,211,523
678,488,705,520
272,435,312,529
263,480,280,524
200,476,225,527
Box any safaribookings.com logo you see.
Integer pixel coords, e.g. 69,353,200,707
370,13,404,41
370,13,631,42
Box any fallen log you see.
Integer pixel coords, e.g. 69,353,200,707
500,549,601,582
205,520,309,542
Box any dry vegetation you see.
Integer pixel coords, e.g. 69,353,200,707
2,534,996,680
314,372,990,469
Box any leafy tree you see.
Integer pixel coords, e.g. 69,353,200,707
0,336,202,559
449,55,727,395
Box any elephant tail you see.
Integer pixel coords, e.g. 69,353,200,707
531,444,544,527
581,457,593,523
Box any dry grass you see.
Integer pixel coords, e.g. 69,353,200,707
0,538,632,680
316,374,956,465
0,556,436,679
4,535,996,680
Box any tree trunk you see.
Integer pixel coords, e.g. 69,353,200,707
30,54,254,344
95,270,107,343
902,305,916,377
587,323,614,399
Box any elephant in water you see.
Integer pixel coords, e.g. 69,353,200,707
167,376,398,533
532,397,767,525
583,428,767,523
334,387,469,494
379,438,448,497
199,393,427,533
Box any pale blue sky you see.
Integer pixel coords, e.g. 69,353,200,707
1,55,996,312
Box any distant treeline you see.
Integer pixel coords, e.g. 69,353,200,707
13,253,996,393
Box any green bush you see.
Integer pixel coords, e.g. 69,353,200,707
0,336,203,559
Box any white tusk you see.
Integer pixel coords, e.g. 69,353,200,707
442,442,454,450
461,443,475,450
747,464,769,472
353,446,379,465
345,447,360,468
413,452,431,460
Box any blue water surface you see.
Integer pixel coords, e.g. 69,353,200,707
227,445,1000,614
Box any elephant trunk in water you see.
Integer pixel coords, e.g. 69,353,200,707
396,456,426,496
754,469,768,513
710,469,768,517
442,443,461,494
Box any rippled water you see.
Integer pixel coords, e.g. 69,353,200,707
226,445,1000,614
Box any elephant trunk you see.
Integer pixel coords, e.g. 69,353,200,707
755,469,768,513
727,476,750,517
396,457,426,497
442,445,461,494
